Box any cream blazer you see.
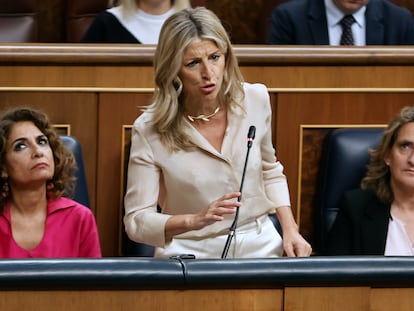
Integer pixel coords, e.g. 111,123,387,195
124,82,291,248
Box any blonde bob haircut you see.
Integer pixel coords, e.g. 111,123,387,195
362,106,414,204
147,7,245,152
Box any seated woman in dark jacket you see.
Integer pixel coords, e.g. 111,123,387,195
81,0,190,44
327,106,414,256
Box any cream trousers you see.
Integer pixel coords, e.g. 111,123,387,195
154,215,283,259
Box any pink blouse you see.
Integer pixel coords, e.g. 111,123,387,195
0,197,101,258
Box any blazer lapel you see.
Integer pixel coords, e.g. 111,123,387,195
182,102,246,162
365,0,384,44
361,199,390,254
220,105,245,157
308,0,330,44
182,120,221,156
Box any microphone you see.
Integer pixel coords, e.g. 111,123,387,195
221,125,256,259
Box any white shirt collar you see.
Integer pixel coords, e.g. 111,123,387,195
324,0,366,28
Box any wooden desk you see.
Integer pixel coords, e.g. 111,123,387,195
0,257,413,311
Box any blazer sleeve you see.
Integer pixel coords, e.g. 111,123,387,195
123,117,171,248
325,196,354,255
80,12,110,43
325,189,367,255
256,85,290,208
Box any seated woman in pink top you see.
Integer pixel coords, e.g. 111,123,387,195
0,107,101,258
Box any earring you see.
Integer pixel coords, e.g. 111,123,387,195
173,78,182,94
47,181,54,191
1,179,9,198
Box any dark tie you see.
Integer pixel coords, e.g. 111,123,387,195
340,15,356,45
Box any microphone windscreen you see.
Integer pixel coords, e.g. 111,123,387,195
248,125,256,140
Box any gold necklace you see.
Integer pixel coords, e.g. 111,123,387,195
187,106,220,122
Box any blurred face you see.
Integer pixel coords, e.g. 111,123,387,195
385,122,414,193
332,0,369,14
2,121,54,190
139,0,171,14
140,0,169,4
178,39,225,107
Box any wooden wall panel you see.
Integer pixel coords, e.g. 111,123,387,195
0,66,154,89
371,288,414,311
0,289,282,311
2,287,414,311
284,287,370,311
241,65,414,88
97,92,151,256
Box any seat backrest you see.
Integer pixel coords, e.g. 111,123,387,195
60,135,90,208
0,0,38,42
315,128,384,254
122,236,155,257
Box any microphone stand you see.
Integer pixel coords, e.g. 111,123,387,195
221,126,255,259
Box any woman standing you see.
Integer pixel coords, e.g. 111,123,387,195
124,7,312,258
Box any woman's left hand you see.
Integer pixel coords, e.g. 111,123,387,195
275,205,312,257
282,227,312,257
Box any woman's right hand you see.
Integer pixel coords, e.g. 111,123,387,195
191,191,241,230
164,191,241,241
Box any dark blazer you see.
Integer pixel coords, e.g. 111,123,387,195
268,0,414,45
81,11,140,43
325,188,391,255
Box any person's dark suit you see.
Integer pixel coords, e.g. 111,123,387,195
268,0,414,45
326,189,391,255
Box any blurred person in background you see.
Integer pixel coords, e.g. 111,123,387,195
82,0,191,43
268,0,414,45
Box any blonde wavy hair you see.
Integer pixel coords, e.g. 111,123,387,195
147,7,245,152
362,106,414,204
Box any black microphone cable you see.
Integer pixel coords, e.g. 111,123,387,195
221,125,256,259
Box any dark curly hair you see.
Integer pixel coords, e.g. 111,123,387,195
0,107,77,212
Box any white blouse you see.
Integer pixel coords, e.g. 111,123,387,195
385,214,414,256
